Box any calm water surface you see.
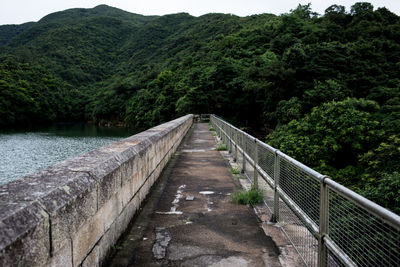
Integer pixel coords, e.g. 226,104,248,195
0,124,134,185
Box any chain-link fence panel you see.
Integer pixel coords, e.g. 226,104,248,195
328,187,400,267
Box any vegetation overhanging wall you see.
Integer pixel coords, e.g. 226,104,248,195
0,114,193,266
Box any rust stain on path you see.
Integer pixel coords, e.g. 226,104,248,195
107,123,281,266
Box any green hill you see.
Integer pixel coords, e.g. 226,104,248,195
1,3,400,213
0,5,280,128
0,22,35,46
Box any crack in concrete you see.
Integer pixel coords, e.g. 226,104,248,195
36,202,53,257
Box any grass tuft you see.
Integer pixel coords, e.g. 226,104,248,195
231,188,264,205
111,245,123,252
230,167,240,175
209,127,215,131
216,143,227,151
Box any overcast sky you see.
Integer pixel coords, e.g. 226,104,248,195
1,0,399,25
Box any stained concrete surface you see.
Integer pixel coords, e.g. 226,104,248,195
107,123,281,266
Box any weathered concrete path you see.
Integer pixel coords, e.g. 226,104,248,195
107,123,281,266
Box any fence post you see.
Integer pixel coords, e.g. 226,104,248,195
225,127,228,148
234,130,238,162
318,177,329,267
241,133,246,174
224,125,227,147
253,138,258,189
271,150,280,222
228,126,232,153
221,123,225,146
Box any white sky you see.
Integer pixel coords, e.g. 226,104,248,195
1,0,399,25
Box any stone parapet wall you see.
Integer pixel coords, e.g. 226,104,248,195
0,115,193,266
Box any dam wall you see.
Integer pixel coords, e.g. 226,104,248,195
0,115,193,266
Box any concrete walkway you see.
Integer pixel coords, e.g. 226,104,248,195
107,123,281,266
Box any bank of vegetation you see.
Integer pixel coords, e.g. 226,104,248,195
0,2,399,213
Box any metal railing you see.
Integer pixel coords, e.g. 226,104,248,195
210,115,400,267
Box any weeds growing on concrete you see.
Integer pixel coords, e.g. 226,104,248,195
171,152,183,159
231,188,264,205
216,143,227,151
111,245,123,252
209,127,215,131
230,167,240,175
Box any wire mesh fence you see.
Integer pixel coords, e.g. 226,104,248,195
279,155,321,226
328,186,400,267
278,196,319,266
257,143,275,182
210,114,400,267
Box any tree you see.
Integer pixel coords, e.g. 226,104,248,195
325,5,346,15
274,97,301,125
360,172,400,214
350,2,374,16
267,98,380,185
360,135,400,179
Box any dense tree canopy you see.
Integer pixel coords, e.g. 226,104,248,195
0,3,399,213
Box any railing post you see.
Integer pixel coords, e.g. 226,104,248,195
224,125,227,146
253,138,258,189
318,177,329,267
228,126,232,153
234,130,238,162
241,133,246,174
225,127,228,148
271,151,280,222
221,124,224,142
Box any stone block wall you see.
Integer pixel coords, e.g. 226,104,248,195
0,114,193,266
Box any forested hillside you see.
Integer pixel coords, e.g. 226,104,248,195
0,3,399,213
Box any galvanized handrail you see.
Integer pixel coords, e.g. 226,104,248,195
210,114,400,267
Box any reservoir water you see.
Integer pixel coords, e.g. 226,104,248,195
0,124,134,185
